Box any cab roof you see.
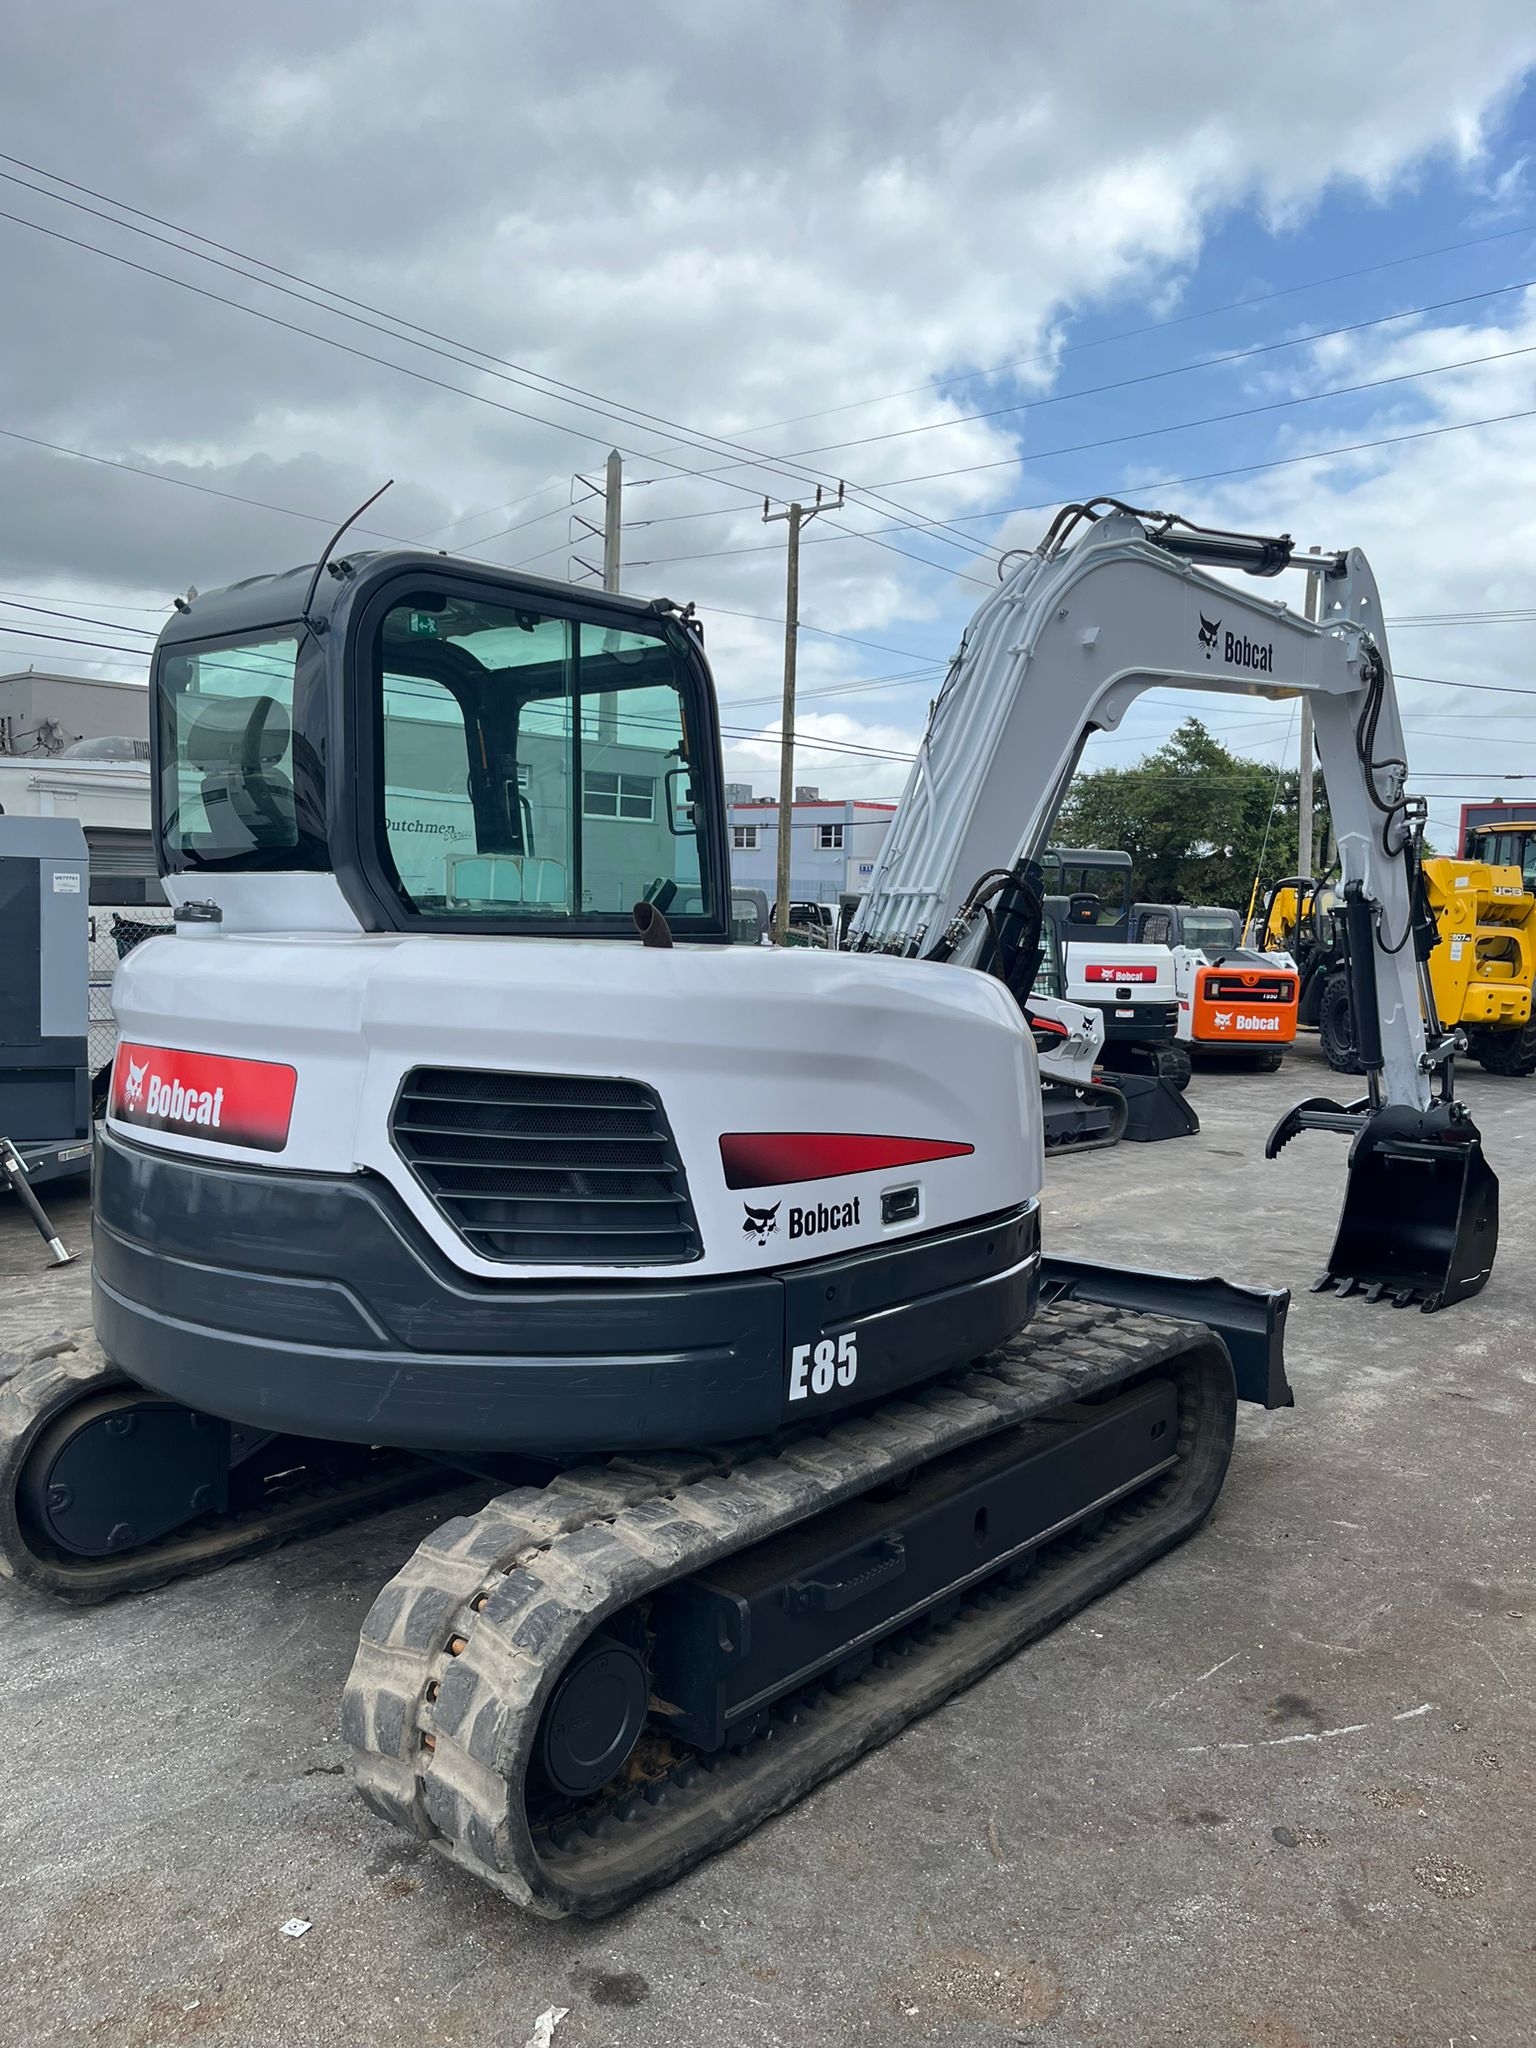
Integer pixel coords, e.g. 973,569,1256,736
155,549,684,649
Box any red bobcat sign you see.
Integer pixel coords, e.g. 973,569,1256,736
109,1042,297,1152
1083,962,1158,984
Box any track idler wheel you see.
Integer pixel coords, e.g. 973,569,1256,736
534,1633,650,1802
18,1388,231,1559
1,1330,447,1602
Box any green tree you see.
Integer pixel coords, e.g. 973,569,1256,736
1054,716,1331,911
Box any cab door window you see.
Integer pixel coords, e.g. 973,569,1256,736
371,593,709,926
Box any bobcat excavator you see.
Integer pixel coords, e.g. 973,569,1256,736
0,499,1497,1920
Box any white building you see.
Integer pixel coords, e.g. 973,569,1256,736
725,787,896,908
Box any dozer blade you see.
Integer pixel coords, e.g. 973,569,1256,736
1315,1104,1499,1312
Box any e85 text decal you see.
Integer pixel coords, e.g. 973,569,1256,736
788,1331,859,1402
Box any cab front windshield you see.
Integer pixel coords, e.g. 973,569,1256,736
1043,856,1128,924
1181,913,1237,953
375,591,710,926
1470,828,1536,892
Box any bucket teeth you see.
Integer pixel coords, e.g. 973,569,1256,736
1309,1271,1445,1312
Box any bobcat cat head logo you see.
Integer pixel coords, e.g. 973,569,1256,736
742,1201,781,1246
1198,613,1220,658
123,1057,148,1107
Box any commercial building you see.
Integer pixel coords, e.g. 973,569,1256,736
724,786,897,908
0,670,150,756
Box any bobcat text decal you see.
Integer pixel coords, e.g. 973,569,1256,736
109,1042,298,1152
1083,963,1158,985
744,1196,861,1251
1197,614,1274,673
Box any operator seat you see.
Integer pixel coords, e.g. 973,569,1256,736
183,694,298,854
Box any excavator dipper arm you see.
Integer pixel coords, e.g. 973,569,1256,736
853,503,1497,1309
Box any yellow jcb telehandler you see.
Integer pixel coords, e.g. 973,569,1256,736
1254,861,1536,1076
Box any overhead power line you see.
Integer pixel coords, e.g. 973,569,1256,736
848,343,1536,495
9,153,1533,607
1384,606,1536,622
0,602,945,744
629,405,1536,570
670,272,1536,475
13,139,1530,484
0,530,938,664
628,336,1536,550
10,608,1536,719
0,585,165,614
8,596,1516,731
6,612,1536,783
725,217,1536,440
0,163,1001,576
0,422,416,541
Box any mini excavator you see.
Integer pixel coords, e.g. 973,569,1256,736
0,499,1496,1917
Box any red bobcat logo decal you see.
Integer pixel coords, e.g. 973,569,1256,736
110,1043,297,1152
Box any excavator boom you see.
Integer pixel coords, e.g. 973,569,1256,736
855,502,1497,1309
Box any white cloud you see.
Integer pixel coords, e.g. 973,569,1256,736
0,0,1533,819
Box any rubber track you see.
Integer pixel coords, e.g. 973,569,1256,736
344,1300,1235,1918
0,1329,446,1604
1042,1078,1129,1155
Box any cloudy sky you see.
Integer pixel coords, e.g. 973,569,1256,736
3,1,1535,846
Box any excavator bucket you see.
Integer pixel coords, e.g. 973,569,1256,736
1114,1071,1200,1143
1315,1104,1499,1311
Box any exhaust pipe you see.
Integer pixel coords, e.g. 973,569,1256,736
632,901,673,949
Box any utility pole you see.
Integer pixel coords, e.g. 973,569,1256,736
602,448,622,591
567,452,623,588
762,484,844,944
1297,568,1321,877
572,450,622,739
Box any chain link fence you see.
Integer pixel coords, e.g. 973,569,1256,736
88,908,175,1076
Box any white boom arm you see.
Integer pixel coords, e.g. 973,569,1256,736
853,507,1432,1111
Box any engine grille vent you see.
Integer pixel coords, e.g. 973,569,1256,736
391,1067,700,1265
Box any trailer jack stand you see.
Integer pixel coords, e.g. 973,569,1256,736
0,1138,75,1267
